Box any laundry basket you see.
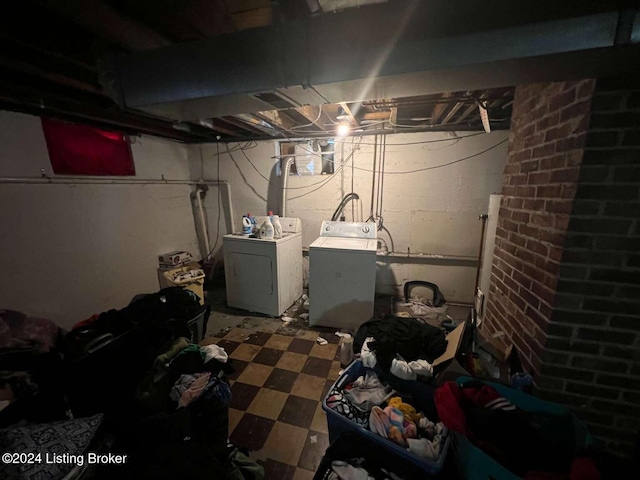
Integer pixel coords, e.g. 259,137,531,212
322,361,450,475
313,432,433,480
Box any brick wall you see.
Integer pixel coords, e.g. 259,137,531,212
536,78,640,455
484,79,596,376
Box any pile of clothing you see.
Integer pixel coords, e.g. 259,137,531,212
327,458,405,480
436,380,600,478
354,316,446,381
326,369,447,462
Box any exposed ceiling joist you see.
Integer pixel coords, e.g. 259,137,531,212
339,102,359,126
39,0,172,51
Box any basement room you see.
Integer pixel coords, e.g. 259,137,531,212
1,1,639,479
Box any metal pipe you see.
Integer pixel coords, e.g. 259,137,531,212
194,188,211,260
0,175,236,240
281,156,294,217
475,214,489,295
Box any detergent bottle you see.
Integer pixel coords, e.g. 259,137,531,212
242,215,252,236
259,217,274,239
272,215,283,239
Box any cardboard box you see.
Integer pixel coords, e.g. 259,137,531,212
158,250,192,267
433,322,471,384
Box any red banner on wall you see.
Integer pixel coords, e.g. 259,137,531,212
41,118,135,176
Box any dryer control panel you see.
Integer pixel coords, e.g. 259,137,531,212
319,221,377,239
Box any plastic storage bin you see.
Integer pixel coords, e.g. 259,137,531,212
158,262,206,305
447,376,597,480
322,360,450,475
313,432,433,480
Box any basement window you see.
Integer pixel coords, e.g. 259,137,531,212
279,139,335,175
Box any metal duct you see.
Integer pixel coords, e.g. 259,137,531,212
105,2,640,122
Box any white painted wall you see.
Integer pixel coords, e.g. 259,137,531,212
194,130,508,303
0,111,199,329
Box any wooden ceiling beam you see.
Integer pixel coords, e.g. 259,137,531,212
38,0,172,51
339,102,358,126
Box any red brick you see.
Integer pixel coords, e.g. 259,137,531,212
511,211,530,223
550,167,581,183
514,149,533,162
559,100,592,123
520,160,540,173
539,154,566,170
561,184,578,199
524,105,549,125
531,213,555,229
502,274,519,292
577,80,596,100
520,288,541,310
504,163,520,175
500,218,519,232
538,229,566,246
528,171,552,185
523,199,545,210
545,123,575,143
555,133,587,152
517,185,536,197
537,185,562,198
524,132,546,149
536,112,560,132
510,174,528,185
549,88,576,112
532,143,556,159
527,306,550,332
513,270,533,290
508,290,527,312
532,282,556,305
545,200,573,214
565,150,584,166
502,186,517,196
519,223,540,238
509,232,527,248
554,214,571,230
526,239,550,256
506,197,524,209
549,246,563,262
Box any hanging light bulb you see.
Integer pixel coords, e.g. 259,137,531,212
337,122,351,137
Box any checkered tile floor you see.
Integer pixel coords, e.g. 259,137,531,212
201,324,343,479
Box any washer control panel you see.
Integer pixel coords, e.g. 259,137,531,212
319,221,377,239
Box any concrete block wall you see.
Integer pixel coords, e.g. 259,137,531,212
536,78,640,455
484,79,596,376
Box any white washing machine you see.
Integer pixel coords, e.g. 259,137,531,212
309,221,377,330
223,217,302,317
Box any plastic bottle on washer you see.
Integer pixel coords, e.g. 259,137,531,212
259,217,274,239
272,215,283,239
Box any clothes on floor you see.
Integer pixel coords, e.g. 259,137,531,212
435,380,584,477
329,460,374,480
407,436,443,461
343,371,395,412
170,372,211,407
354,316,446,375
389,357,433,381
360,337,377,368
201,344,228,364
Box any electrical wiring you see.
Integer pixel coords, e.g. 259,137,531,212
290,105,323,130
293,138,508,175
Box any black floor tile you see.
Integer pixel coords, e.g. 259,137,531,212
302,356,332,378
230,382,261,411
278,395,318,429
229,413,275,451
259,459,297,480
253,347,284,366
245,331,272,346
264,368,299,394
217,339,241,355
288,338,315,355
228,359,249,381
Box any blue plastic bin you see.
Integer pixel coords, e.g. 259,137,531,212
447,376,597,480
322,360,450,475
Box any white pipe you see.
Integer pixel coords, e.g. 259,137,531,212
0,175,236,245
194,188,211,260
281,157,294,217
